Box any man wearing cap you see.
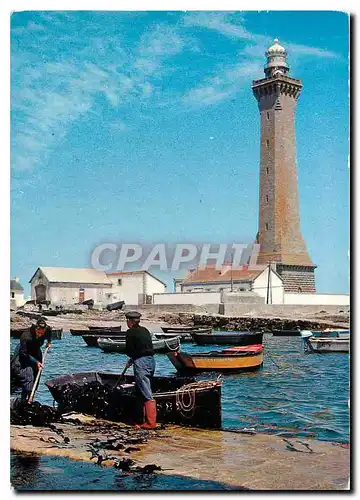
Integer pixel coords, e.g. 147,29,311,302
124,311,156,429
11,318,52,402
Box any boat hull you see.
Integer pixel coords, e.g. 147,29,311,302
81,335,126,347
191,332,263,346
98,336,180,353
45,371,221,429
306,338,349,353
167,346,264,372
88,325,122,332
70,329,124,337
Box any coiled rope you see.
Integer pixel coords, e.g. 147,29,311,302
175,380,221,419
164,338,181,352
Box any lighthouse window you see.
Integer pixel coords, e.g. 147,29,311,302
265,223,269,230
267,111,270,120
266,139,269,149
266,167,270,175
266,195,269,203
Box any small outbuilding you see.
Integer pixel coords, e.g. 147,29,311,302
10,277,25,308
29,267,112,306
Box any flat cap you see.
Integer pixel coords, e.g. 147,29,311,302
36,318,47,327
125,311,142,320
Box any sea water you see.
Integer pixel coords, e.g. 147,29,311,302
10,332,350,443
10,332,350,490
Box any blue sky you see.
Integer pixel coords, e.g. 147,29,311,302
11,11,349,295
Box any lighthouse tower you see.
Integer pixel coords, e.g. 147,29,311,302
252,39,316,292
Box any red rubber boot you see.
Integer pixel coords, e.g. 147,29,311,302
140,400,157,429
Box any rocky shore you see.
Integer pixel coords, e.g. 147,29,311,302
11,306,350,332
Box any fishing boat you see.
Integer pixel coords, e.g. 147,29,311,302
70,328,123,337
271,330,302,336
45,371,222,428
301,331,349,353
10,328,63,340
88,325,122,332
82,334,125,347
106,301,125,311
191,331,263,346
42,310,62,317
311,329,350,339
161,326,213,334
70,328,89,336
81,334,126,347
167,344,264,372
98,336,180,354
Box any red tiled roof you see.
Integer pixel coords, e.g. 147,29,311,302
182,264,266,284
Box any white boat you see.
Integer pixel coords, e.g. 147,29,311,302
300,330,350,353
98,335,180,354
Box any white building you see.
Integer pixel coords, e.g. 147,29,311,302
106,271,167,306
30,267,112,306
10,277,25,308
174,264,284,304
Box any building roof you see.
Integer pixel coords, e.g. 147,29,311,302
107,270,167,286
181,265,267,285
29,267,112,285
10,279,24,291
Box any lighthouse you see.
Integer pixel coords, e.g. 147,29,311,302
252,39,316,292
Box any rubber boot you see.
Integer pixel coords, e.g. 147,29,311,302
140,400,157,429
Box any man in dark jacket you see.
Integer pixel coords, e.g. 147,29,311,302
124,311,156,429
11,318,52,402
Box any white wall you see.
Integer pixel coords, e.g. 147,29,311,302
154,291,221,305
48,285,110,305
181,282,251,292
252,268,284,304
284,293,350,306
10,290,25,307
107,274,144,305
145,274,166,298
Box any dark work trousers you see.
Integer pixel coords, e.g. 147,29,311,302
133,356,155,423
11,345,39,401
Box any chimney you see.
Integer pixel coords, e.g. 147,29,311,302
14,276,19,282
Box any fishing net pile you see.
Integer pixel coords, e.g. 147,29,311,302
55,381,136,420
10,400,63,426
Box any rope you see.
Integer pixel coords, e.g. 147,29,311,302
164,338,181,352
175,388,196,418
175,380,221,419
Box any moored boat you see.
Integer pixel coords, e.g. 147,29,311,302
98,336,180,353
70,328,89,336
167,344,264,372
81,334,126,347
10,327,63,340
45,371,221,428
161,326,213,334
106,301,125,311
191,331,263,346
88,325,122,332
301,330,350,353
311,329,350,339
271,330,302,336
70,328,124,337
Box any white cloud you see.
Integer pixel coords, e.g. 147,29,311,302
183,59,261,106
181,12,340,107
11,16,192,172
183,12,253,41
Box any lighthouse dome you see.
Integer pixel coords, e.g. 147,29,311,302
266,38,287,56
264,38,289,77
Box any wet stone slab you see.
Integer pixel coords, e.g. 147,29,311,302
10,414,350,491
